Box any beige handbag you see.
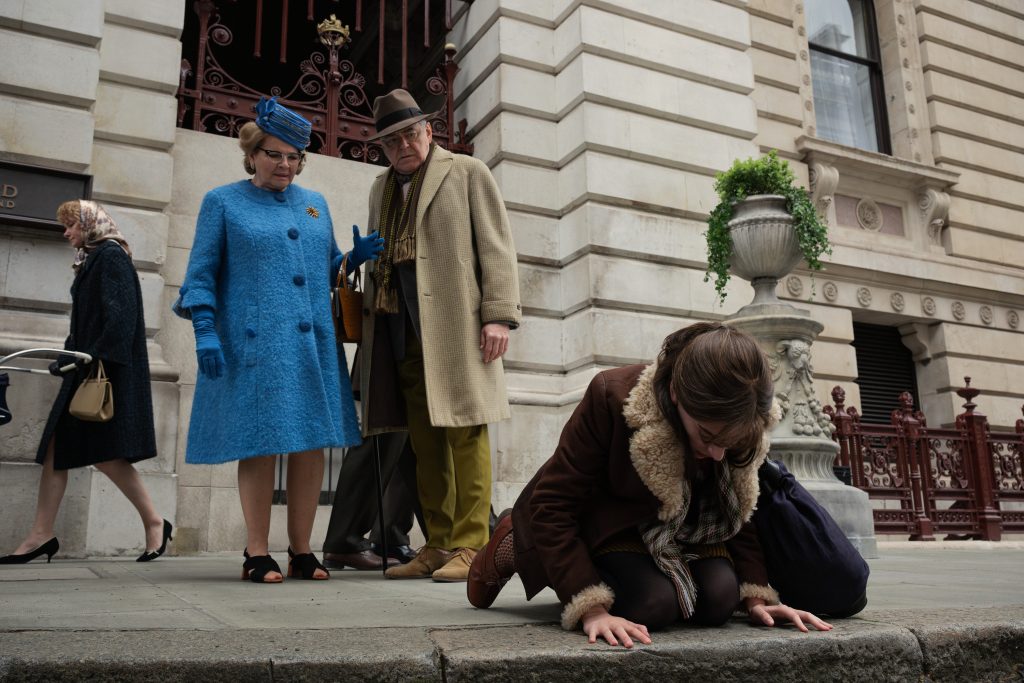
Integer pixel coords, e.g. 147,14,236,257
69,359,114,422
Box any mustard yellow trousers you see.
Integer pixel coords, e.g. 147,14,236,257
398,334,491,551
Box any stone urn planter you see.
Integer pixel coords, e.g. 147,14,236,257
704,150,830,307
728,194,803,309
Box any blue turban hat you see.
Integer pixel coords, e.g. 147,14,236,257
254,96,312,151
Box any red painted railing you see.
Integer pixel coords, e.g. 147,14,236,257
826,379,1024,540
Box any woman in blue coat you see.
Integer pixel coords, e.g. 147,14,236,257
175,97,382,583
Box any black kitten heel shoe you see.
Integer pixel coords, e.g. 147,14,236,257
0,537,59,564
136,520,173,562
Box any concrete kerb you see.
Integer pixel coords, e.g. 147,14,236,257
2,545,1023,681
2,608,1023,682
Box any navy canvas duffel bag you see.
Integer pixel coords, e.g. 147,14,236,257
754,459,870,617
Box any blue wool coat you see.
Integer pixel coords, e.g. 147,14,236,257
177,180,361,463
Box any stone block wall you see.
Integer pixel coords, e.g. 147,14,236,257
450,0,763,510
0,0,184,556
447,0,1024,514
747,0,1024,430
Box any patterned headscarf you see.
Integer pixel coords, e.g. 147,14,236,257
71,200,132,273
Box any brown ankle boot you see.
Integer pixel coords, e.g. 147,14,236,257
467,511,514,608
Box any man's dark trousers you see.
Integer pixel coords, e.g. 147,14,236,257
323,430,423,555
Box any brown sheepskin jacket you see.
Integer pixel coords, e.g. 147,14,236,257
512,363,780,630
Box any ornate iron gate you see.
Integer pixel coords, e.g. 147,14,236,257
176,0,473,164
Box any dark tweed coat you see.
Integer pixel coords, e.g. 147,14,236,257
36,241,157,470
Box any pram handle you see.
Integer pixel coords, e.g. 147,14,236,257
0,348,93,375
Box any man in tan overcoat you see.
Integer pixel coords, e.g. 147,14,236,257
358,89,521,581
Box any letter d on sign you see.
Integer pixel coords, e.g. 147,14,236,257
0,184,16,199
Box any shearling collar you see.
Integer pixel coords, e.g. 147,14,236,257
621,363,773,523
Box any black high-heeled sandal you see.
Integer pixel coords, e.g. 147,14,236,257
0,537,59,564
242,549,283,583
287,547,330,580
137,520,173,562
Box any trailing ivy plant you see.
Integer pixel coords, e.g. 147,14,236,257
704,150,831,303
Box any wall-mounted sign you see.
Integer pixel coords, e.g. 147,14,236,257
0,161,92,231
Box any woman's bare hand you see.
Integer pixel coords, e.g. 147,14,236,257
580,606,652,648
747,601,833,632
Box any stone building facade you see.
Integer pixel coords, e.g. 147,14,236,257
1,0,1021,554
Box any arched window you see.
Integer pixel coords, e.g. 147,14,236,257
806,0,890,154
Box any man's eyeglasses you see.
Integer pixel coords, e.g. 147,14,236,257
257,147,305,165
379,126,421,150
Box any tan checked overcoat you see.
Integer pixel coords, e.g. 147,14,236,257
358,145,521,434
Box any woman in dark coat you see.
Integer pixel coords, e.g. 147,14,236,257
0,200,170,565
467,323,832,647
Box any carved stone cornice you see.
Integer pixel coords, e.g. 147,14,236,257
796,136,959,190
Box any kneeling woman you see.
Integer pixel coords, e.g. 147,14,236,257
468,322,831,646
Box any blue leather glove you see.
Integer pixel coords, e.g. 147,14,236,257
347,224,384,271
191,306,225,379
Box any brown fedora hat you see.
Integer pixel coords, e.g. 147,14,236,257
368,89,435,140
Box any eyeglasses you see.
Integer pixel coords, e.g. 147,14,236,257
257,147,305,164
379,126,421,150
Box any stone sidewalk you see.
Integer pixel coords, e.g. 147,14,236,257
1,542,1023,681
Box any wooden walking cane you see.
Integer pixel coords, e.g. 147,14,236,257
373,434,388,577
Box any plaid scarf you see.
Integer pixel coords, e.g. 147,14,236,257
640,461,744,619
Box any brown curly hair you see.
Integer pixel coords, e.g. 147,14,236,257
652,322,773,468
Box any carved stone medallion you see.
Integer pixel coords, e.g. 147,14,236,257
952,301,966,321
890,292,905,312
980,306,993,325
922,296,936,316
1009,310,1020,329
823,281,838,302
856,287,872,307
786,276,804,297
856,198,883,232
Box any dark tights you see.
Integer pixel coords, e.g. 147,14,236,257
594,553,739,630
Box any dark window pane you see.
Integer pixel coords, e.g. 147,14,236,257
810,51,879,152
806,0,871,59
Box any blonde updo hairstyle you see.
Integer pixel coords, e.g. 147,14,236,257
239,121,305,175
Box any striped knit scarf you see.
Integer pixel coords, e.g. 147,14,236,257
372,144,434,314
640,462,744,619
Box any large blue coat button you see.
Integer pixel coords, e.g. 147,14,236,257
293,275,306,286
245,328,256,338
298,321,312,332
287,228,299,239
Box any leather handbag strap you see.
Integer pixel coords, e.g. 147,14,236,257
91,359,107,381
336,254,362,292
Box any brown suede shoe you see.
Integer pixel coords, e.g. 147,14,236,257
431,547,477,583
384,546,452,580
323,550,397,571
467,510,513,607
